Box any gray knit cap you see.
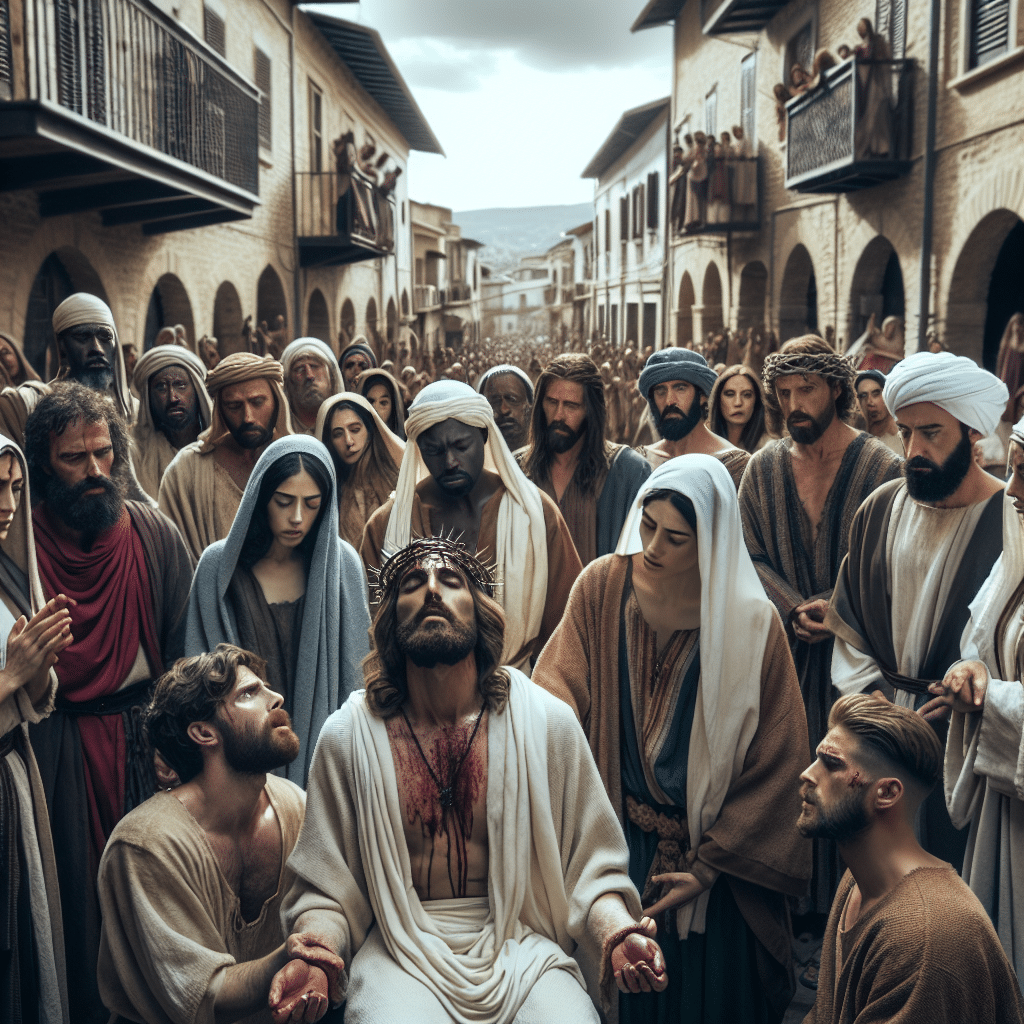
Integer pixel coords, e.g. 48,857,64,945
638,348,718,404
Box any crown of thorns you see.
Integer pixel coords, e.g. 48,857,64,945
761,351,856,391
373,535,498,605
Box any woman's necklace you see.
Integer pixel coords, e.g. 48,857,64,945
400,702,486,810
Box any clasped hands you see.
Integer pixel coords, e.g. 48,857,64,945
925,659,989,717
268,934,345,1024
791,599,832,645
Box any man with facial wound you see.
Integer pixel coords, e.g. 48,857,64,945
270,536,665,1023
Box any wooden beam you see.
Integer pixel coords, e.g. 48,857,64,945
142,209,250,235
0,152,114,192
40,180,185,217
101,197,219,226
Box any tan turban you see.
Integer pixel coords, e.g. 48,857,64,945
199,352,293,453
51,292,136,423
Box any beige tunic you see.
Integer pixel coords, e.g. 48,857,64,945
132,430,180,503
97,775,305,1024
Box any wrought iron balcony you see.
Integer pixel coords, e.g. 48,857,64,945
0,0,259,231
296,169,395,268
785,60,914,193
670,155,760,237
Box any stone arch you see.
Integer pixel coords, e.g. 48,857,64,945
778,244,818,342
848,236,904,342
23,247,109,377
213,281,244,355
256,265,288,334
306,289,331,346
947,209,1024,367
365,296,378,345
386,298,397,347
677,272,695,347
737,261,767,332
340,299,356,345
144,273,196,352
700,261,724,340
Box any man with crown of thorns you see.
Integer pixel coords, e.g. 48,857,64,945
268,536,666,1024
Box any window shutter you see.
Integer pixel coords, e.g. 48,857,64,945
204,5,225,57
620,195,629,242
647,172,659,230
56,0,83,113
970,0,1009,67
637,184,645,238
0,0,14,100
875,0,907,59
741,53,756,145
255,48,272,149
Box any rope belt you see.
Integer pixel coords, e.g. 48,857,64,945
625,794,689,905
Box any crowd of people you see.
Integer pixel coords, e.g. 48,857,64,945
4,293,1024,1024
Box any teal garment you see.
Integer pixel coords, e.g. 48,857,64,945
595,445,651,558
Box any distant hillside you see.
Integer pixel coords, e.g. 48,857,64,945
453,203,593,274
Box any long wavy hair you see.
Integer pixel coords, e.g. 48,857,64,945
523,352,611,495
363,583,511,719
709,365,769,453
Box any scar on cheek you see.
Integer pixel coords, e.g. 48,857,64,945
848,771,865,788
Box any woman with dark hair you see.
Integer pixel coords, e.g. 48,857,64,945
358,367,408,440
709,365,772,453
316,392,404,549
534,456,811,1024
185,435,370,785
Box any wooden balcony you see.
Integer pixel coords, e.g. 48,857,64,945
785,60,914,194
0,0,259,232
296,169,395,268
671,154,760,237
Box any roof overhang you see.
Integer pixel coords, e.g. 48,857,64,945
303,11,444,155
581,97,670,179
631,0,684,31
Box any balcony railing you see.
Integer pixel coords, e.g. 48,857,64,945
670,155,760,237
414,285,439,311
574,282,589,298
785,59,914,193
296,168,395,267
446,282,472,303
1,0,259,216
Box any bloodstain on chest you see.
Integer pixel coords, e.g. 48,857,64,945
388,715,485,898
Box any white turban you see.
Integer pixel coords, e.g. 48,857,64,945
281,337,342,394
383,379,548,668
52,293,117,340
883,351,1008,437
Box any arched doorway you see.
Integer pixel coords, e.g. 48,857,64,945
144,274,196,351
401,289,410,319
737,261,767,331
676,272,695,347
213,281,244,355
849,236,905,342
779,244,818,342
23,248,108,377
306,289,331,347
339,299,356,347
948,210,1024,367
365,297,379,356
386,298,397,348
256,265,288,333
701,263,724,341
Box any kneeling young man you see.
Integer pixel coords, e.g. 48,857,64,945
270,537,666,1023
799,694,1024,1023
97,646,335,1024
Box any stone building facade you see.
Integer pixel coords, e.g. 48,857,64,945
0,0,442,373
634,0,1024,366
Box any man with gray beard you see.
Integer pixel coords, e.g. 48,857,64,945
24,383,193,1024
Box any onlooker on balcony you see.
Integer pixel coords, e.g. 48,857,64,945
281,337,342,435
339,338,377,392
854,18,893,159
731,126,757,222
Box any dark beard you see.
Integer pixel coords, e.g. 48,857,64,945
74,368,115,393
230,422,273,450
787,402,836,445
220,708,300,774
798,789,870,844
290,381,329,415
545,420,585,454
41,472,126,536
905,431,973,502
154,405,198,435
397,609,477,668
655,398,702,441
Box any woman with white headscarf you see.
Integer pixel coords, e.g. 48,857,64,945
185,435,370,785
534,454,810,1024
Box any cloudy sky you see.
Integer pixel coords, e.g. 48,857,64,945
322,0,672,212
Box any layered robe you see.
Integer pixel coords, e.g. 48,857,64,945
529,444,650,566
29,501,193,1024
0,436,68,1024
635,444,749,489
534,555,811,1024
97,775,305,1024
281,672,642,1023
361,482,581,667
945,494,1024,977
826,479,1003,869
806,868,1024,1024
738,434,902,913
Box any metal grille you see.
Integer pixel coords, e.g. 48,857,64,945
84,0,105,122
56,0,83,113
203,5,225,56
254,47,271,149
971,0,1009,67
787,75,853,180
0,0,12,99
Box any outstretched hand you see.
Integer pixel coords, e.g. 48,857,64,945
612,919,668,994
642,871,708,919
268,960,330,1024
928,659,989,715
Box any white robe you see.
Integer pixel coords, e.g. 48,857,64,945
281,671,641,1023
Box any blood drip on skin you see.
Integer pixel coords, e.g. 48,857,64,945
389,717,484,898
848,770,865,788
